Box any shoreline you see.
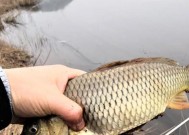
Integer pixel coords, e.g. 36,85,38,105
0,0,38,68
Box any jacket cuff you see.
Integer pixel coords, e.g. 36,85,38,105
0,67,13,129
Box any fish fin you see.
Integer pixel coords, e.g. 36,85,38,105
167,92,189,110
93,60,130,71
93,57,178,72
128,57,179,66
69,127,95,135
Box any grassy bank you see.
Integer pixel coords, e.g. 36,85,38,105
0,0,39,15
0,0,40,31
0,39,32,68
0,0,33,68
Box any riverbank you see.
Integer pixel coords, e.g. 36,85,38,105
0,39,32,68
0,0,36,68
0,0,40,30
0,0,39,15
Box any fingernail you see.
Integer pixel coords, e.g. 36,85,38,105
67,118,85,131
76,118,85,130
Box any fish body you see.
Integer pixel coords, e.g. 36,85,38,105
22,58,189,135
0,124,23,135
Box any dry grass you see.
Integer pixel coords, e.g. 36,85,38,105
0,0,40,31
0,0,39,15
0,20,4,31
1,10,21,29
0,39,32,68
0,0,35,67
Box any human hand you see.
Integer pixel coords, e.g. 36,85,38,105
5,65,85,131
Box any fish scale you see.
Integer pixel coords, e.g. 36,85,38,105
63,61,189,135
22,58,189,135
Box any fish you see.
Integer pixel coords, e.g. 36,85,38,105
21,57,189,135
0,124,23,135
21,116,69,135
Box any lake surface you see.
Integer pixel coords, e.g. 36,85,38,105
1,0,189,134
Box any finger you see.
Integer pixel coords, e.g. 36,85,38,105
67,68,86,79
51,94,85,131
56,67,86,91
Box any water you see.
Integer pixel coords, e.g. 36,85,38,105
1,0,189,134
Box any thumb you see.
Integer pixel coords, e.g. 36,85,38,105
66,67,86,79
51,94,85,131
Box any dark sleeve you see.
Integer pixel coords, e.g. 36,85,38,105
0,78,12,130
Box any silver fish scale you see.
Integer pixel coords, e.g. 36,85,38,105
64,63,189,135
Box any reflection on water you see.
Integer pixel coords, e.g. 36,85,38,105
32,0,189,67
2,0,189,69
1,0,189,134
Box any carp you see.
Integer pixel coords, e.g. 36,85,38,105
22,57,189,135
